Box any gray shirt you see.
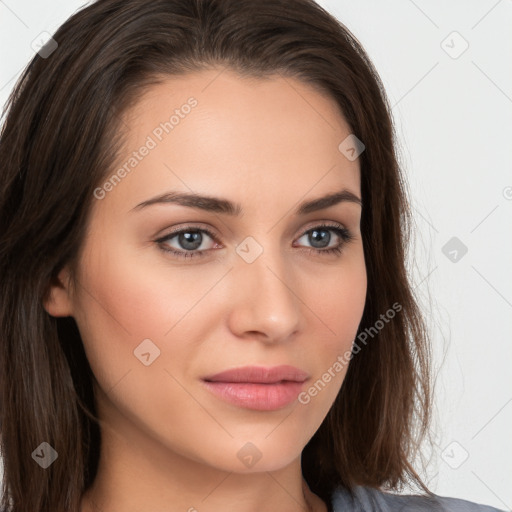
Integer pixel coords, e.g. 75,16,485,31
331,485,507,512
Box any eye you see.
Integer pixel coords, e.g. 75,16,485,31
155,223,355,260
155,225,219,259
294,223,355,256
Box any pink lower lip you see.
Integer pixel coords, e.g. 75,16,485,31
202,380,305,411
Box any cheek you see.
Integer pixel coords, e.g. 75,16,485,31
72,237,231,386
314,249,367,348
77,233,202,331
290,248,366,411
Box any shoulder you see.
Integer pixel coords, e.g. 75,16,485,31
330,485,507,512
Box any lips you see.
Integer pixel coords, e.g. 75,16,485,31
202,365,310,411
203,365,309,384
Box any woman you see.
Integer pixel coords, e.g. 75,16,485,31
0,1,504,511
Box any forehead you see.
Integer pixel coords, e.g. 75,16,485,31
126,68,354,148
102,68,361,216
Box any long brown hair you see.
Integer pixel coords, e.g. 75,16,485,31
0,0,432,510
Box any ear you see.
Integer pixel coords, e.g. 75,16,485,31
43,265,74,317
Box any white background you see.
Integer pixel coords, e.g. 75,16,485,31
1,0,511,509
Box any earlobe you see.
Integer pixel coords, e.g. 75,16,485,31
42,265,74,317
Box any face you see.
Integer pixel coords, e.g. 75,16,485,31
45,68,367,474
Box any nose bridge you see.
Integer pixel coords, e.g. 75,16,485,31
230,233,301,339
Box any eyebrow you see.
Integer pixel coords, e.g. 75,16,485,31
130,188,362,216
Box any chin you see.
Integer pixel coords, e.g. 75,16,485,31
191,437,304,474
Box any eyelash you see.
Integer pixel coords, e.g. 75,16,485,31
155,223,355,260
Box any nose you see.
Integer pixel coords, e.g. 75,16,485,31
226,243,303,344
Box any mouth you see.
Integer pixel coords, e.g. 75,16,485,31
202,365,309,411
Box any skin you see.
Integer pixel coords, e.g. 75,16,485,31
44,68,367,512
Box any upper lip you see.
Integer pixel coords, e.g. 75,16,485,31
203,365,309,384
